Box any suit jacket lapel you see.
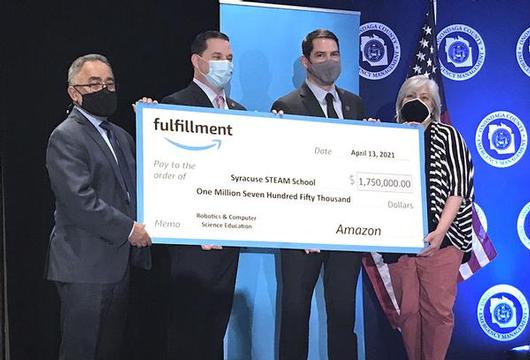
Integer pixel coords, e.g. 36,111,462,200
114,129,137,212
114,127,136,192
189,81,242,110
72,109,129,196
337,87,356,120
300,83,326,117
227,98,239,110
188,82,215,108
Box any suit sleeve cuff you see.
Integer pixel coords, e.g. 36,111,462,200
128,222,135,239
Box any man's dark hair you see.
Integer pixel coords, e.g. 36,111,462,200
302,29,340,58
191,31,230,56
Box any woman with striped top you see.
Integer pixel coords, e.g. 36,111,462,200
383,75,474,360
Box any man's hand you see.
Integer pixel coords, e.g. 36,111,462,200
363,117,380,122
129,222,152,248
272,109,284,116
132,97,158,112
201,244,223,250
304,249,321,254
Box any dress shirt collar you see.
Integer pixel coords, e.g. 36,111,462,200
193,78,227,108
305,79,339,105
75,105,108,129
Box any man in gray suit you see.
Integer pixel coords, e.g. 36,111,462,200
46,54,151,360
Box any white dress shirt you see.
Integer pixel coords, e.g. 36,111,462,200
193,78,229,109
305,79,344,119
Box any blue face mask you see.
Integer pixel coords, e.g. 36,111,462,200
203,59,233,90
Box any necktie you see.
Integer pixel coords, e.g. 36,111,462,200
214,95,225,109
99,121,133,201
325,93,339,119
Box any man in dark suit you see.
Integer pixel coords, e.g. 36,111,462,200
46,54,151,360
162,31,244,360
271,29,364,360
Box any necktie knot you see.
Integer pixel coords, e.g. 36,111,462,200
215,95,225,109
99,120,112,132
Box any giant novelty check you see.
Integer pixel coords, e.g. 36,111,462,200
136,103,427,253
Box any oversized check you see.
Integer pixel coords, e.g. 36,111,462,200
136,103,427,253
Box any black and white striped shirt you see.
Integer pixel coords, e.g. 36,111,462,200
426,122,475,252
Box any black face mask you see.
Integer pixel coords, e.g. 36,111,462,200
400,99,430,123
80,88,117,117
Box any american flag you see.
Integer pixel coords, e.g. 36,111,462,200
406,0,450,124
362,0,497,329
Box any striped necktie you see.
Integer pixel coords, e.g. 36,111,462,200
215,95,225,109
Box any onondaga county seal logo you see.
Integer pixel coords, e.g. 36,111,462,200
437,24,485,80
517,201,530,251
475,111,527,168
477,284,529,342
516,27,530,77
359,22,401,80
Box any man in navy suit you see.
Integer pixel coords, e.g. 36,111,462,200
162,31,244,360
272,29,364,360
162,31,245,111
46,54,151,360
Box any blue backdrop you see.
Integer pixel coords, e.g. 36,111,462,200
221,0,530,359
220,0,360,111
221,2,363,359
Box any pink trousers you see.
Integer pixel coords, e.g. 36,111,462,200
388,246,463,360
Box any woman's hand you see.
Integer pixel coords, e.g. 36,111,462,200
419,196,464,257
418,229,445,257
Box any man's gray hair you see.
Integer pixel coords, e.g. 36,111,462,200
395,75,442,123
67,54,112,85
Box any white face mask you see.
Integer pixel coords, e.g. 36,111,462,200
201,59,233,90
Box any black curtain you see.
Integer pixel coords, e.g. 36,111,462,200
2,1,217,359
1,1,405,359
1,133,6,360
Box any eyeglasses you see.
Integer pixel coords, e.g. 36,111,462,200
72,81,117,92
